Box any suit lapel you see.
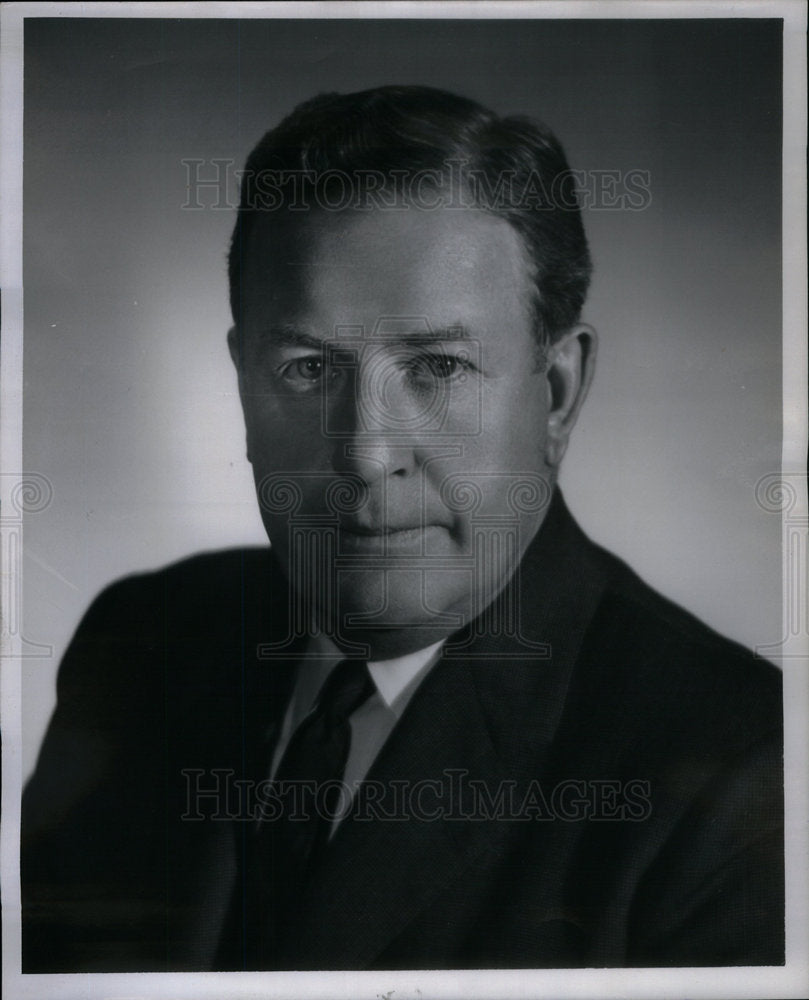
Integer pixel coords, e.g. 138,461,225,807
277,490,608,969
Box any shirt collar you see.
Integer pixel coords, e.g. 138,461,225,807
368,640,445,716
301,633,444,719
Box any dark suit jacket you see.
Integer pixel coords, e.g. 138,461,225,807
21,491,784,971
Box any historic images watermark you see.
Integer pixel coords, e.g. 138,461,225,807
181,158,652,213
243,313,557,658
255,464,553,659
754,472,807,659
181,768,653,824
0,473,54,659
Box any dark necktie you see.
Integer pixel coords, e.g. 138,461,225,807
244,658,375,966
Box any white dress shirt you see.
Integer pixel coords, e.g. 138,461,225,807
270,634,444,828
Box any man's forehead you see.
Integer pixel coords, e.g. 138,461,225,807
243,204,530,277
240,205,536,337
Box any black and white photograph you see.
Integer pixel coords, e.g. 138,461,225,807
1,2,806,998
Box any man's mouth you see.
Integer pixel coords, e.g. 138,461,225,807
340,523,422,537
338,522,449,554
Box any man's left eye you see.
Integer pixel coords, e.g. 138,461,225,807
408,352,468,380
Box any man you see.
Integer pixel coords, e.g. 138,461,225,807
22,86,783,971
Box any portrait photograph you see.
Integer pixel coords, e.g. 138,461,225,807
1,2,806,999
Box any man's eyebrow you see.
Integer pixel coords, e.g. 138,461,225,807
398,325,472,343
259,325,325,349
259,324,472,346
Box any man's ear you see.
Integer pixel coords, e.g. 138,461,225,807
544,323,597,468
227,324,250,397
227,326,252,463
227,325,241,374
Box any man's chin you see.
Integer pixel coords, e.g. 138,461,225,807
307,568,472,659
332,622,457,661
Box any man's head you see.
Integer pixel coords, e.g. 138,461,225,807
229,85,591,351
228,85,596,658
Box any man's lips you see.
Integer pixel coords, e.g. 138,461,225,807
338,522,450,552
340,523,432,537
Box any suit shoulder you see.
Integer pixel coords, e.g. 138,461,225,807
100,546,276,595
576,540,782,745
49,546,285,726
77,546,278,629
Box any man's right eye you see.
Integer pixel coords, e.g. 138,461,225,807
280,356,326,385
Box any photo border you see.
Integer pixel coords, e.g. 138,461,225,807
2,2,806,998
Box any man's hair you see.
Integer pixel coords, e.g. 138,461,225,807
228,85,592,347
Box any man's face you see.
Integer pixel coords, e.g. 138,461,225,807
233,205,564,658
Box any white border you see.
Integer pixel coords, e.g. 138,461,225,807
0,0,804,19
0,0,26,997
1,2,806,998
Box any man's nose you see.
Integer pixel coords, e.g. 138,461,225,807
329,359,418,483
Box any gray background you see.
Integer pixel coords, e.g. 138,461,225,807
22,17,783,777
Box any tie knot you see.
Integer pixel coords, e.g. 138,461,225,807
315,659,374,726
